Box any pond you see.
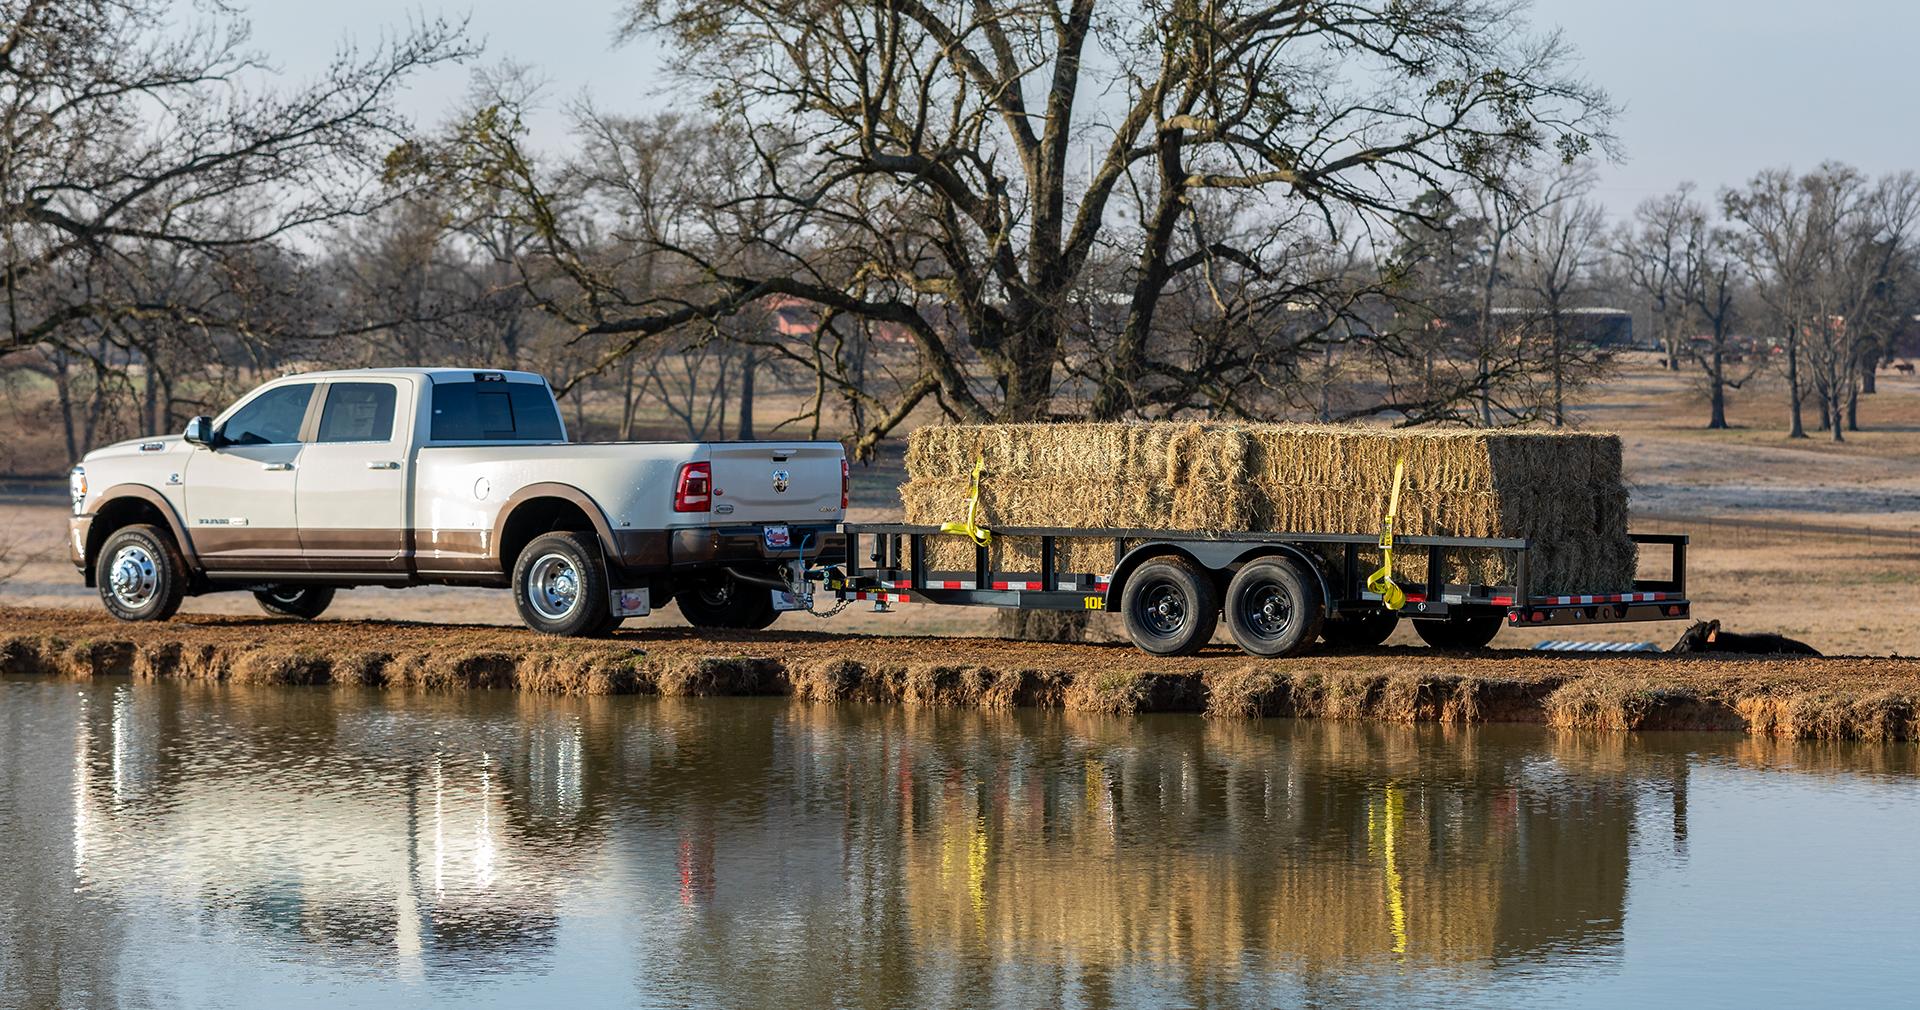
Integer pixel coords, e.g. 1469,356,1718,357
3,676,1917,1008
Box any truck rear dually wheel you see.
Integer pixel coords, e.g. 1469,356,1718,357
96,524,185,622
254,585,335,620
512,531,613,637
676,573,779,631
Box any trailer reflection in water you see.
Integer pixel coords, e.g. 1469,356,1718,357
5,677,1918,1007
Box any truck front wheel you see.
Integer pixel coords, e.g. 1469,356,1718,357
512,531,613,637
96,524,186,623
254,586,335,620
676,573,778,631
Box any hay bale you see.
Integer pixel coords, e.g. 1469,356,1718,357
900,422,1635,595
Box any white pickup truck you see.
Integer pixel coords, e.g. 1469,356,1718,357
67,368,847,635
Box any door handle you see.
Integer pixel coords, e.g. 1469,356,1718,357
263,462,293,471
366,461,400,470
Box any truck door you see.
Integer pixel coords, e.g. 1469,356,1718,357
295,379,412,574
183,381,315,572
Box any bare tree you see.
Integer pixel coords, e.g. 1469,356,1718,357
0,0,474,415
1506,169,1605,427
409,0,1610,451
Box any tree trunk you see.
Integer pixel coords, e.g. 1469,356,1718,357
1551,322,1565,428
1846,379,1859,432
1786,329,1806,439
1708,348,1727,429
54,357,79,463
737,348,757,439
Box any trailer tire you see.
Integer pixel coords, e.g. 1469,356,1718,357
1413,611,1504,651
512,531,613,637
677,573,779,631
1321,608,1398,648
1120,556,1219,656
1223,557,1324,658
96,524,186,623
254,585,336,620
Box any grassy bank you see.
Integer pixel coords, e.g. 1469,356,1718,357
4,608,1918,742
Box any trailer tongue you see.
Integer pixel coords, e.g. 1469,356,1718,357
824,525,1689,658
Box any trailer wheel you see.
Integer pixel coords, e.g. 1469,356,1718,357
512,531,613,637
1321,609,1398,648
254,585,336,620
676,573,779,631
1120,557,1219,656
1223,557,1325,658
1413,611,1504,651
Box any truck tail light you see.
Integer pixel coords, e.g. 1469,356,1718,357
841,458,850,510
674,461,711,512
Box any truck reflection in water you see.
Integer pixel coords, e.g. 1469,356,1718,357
46,681,1719,1005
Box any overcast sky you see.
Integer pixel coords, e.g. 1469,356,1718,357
250,0,1920,218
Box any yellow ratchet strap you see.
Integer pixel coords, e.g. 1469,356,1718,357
1366,457,1408,611
938,454,993,547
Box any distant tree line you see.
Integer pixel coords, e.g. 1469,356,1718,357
3,0,1915,472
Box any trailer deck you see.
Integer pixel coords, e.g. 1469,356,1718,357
826,525,1690,657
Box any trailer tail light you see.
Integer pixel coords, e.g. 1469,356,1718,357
841,458,850,510
674,462,712,512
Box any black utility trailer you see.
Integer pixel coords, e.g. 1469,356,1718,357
827,525,1690,658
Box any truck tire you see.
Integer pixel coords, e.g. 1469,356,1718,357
512,531,613,637
1223,557,1325,658
676,573,779,631
254,585,336,620
1413,611,1504,651
1321,609,1398,648
96,524,186,623
1120,556,1219,656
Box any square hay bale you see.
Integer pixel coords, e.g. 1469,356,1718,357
899,422,1635,595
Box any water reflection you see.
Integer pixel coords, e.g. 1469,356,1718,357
3,678,1918,1007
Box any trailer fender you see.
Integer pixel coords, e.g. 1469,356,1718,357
1105,542,1332,615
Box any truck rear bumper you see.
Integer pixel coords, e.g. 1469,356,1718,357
608,525,844,582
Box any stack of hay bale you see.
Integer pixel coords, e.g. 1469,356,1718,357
898,423,1636,595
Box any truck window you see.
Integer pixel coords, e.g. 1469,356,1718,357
428,381,564,441
316,382,397,443
221,383,315,445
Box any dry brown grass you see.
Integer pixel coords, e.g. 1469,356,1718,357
901,421,1636,594
8,606,1920,741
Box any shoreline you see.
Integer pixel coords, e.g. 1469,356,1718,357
2,607,1917,742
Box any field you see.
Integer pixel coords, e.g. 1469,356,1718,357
3,354,1918,659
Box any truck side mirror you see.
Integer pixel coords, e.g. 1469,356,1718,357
183,416,217,448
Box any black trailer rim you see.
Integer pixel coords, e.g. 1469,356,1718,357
1239,580,1295,641
1134,579,1189,638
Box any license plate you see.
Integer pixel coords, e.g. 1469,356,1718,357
763,525,791,549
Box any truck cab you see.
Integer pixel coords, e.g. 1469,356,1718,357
69,368,847,636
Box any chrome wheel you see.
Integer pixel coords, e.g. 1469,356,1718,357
108,545,159,609
526,552,582,622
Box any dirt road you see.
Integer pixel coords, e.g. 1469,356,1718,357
6,607,1918,741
